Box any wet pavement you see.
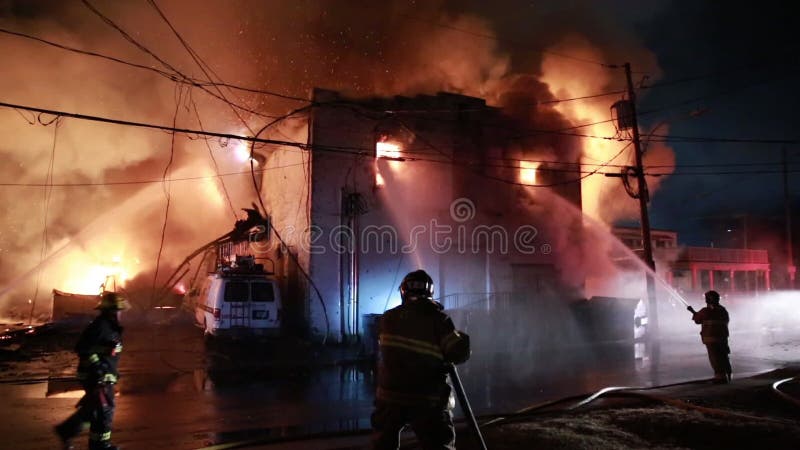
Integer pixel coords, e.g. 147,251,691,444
1,312,798,450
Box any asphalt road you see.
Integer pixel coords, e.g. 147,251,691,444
1,311,798,450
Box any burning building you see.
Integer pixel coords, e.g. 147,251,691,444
259,88,585,342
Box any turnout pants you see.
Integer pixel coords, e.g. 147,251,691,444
705,343,732,380
371,402,455,450
56,382,116,448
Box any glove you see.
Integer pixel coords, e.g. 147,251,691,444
687,306,695,313
91,361,111,385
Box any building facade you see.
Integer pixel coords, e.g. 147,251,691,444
613,227,772,295
260,89,583,342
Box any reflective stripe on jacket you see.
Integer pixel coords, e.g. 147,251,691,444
377,299,470,408
692,305,729,344
75,314,123,383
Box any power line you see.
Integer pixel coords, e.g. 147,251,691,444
144,0,258,137
505,69,800,140
646,134,800,145
189,93,238,220
29,117,60,324
640,58,800,91
473,142,633,188
5,99,797,181
0,100,305,147
150,86,183,306
649,168,800,177
0,27,310,103
9,20,794,145
383,89,628,113
79,0,281,120
0,163,307,187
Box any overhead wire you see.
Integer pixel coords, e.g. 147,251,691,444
640,58,800,91
246,104,331,345
139,0,332,340
144,0,259,136
9,18,792,146
189,91,238,220
395,115,634,187
28,117,61,324
0,27,309,104
0,162,308,187
150,85,184,307
4,100,798,185
79,0,280,120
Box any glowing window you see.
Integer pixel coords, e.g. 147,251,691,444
519,161,538,185
376,141,402,159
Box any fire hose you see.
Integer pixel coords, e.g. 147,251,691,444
192,373,797,450
772,377,800,408
448,364,488,450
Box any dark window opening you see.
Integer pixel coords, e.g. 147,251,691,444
224,282,249,302
251,283,275,302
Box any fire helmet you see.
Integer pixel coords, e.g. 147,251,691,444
95,291,131,311
704,290,721,304
400,270,434,302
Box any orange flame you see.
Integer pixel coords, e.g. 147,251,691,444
519,161,539,185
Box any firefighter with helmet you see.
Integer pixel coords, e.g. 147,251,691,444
372,270,471,450
687,290,732,383
55,291,129,450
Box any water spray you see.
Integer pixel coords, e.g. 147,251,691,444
449,364,488,450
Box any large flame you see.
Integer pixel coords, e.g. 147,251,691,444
540,37,624,223
55,248,140,295
519,161,539,185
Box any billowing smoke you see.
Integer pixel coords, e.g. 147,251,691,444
0,0,673,320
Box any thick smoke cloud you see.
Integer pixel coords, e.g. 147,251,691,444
0,0,672,318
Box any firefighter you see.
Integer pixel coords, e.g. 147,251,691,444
687,290,732,383
372,270,471,450
55,291,129,450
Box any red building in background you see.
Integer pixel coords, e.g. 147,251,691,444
614,227,771,295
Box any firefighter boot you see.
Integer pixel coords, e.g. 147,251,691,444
53,424,74,450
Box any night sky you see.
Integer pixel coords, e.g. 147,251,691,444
639,1,799,245
445,0,799,245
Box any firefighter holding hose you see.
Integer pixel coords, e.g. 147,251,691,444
55,291,129,450
372,270,471,450
687,290,732,384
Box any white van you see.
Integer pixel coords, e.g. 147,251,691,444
193,257,282,338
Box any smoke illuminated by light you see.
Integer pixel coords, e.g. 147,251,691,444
233,140,258,165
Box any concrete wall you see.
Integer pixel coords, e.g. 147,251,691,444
303,89,583,342
258,121,312,336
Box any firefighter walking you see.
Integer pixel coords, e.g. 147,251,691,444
55,291,129,450
372,270,471,450
687,290,732,383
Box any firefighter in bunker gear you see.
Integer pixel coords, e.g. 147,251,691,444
372,270,471,450
55,291,129,450
687,290,731,383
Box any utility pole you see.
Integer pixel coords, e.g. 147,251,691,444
624,62,659,337
783,147,796,288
